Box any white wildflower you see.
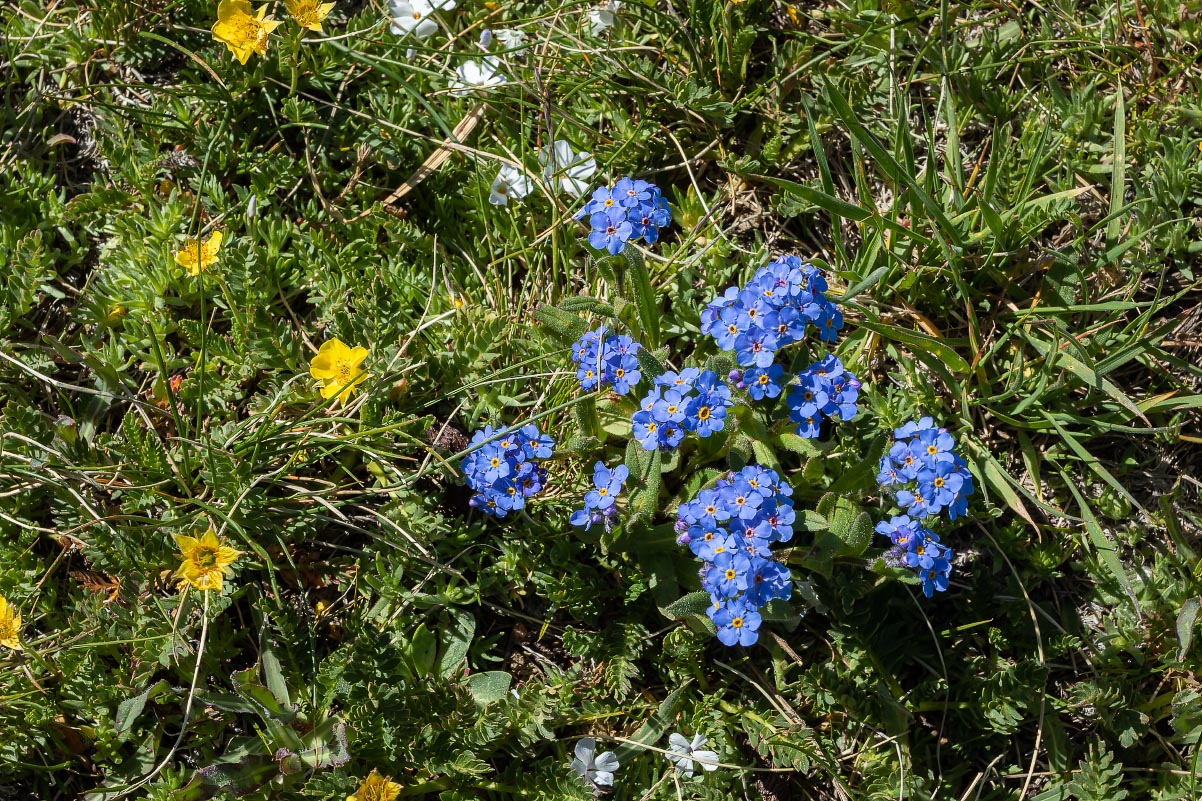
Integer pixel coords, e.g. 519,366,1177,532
570,737,620,789
539,140,596,197
665,732,719,779
451,57,506,95
587,0,620,35
388,0,455,39
489,164,532,206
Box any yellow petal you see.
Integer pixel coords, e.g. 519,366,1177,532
218,0,253,21
346,345,370,369
201,230,223,260
173,533,202,554
216,545,242,568
310,339,347,380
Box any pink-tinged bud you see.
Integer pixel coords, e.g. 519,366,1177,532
727,369,742,384
676,532,691,546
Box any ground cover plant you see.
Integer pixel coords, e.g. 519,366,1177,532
2,0,1202,798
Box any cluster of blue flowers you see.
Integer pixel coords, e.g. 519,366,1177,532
702,257,860,440
874,417,975,595
570,461,629,531
570,327,642,395
632,369,733,451
675,466,796,647
575,177,672,255
875,516,953,597
783,355,861,438
462,424,555,518
877,417,975,520
701,256,843,362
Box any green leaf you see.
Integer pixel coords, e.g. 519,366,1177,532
1062,475,1139,614
466,671,512,706
613,687,684,764
825,496,873,557
1177,597,1200,662
114,679,170,737
662,591,713,620
623,247,660,349
410,622,438,678
438,609,476,677
535,303,588,345
856,319,969,374
1107,86,1126,248
261,646,290,709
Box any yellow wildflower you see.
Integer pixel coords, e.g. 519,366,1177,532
286,0,335,32
174,230,223,276
309,338,370,403
173,530,241,592
212,0,282,65
0,596,22,650
347,770,401,801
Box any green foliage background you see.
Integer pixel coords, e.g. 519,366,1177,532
2,0,1201,798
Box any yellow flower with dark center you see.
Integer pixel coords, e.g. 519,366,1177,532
309,338,370,403
286,0,335,32
347,770,401,801
212,0,282,64
173,530,241,592
0,596,22,650
174,230,223,276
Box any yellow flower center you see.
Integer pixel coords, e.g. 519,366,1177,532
934,477,945,488
335,359,355,384
732,617,743,628
928,445,938,455
598,488,608,496
724,569,736,580
195,547,219,569
697,406,711,420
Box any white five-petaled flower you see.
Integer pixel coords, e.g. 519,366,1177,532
388,0,455,39
571,737,620,789
490,28,528,51
587,0,620,35
451,57,506,95
539,140,596,197
489,164,532,206
665,732,719,778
